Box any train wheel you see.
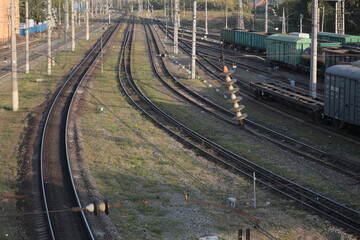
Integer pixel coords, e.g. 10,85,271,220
332,119,346,130
254,90,262,100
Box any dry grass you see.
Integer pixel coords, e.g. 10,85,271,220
78,19,357,239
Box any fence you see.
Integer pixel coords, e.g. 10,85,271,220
20,23,47,36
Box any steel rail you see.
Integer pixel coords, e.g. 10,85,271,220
147,19,360,180
39,15,124,240
138,19,360,236
151,19,360,178
0,18,115,81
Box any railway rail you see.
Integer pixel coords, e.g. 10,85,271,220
148,19,360,180
120,18,360,236
37,14,124,240
158,20,326,99
0,16,116,81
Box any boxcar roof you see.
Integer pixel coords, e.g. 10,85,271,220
318,32,359,39
267,34,312,43
326,63,360,80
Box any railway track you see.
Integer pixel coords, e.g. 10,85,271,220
36,15,124,240
157,22,360,142
0,16,116,81
147,19,360,181
158,21,327,100
120,18,360,237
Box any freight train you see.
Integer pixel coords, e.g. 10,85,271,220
221,29,360,75
221,29,360,129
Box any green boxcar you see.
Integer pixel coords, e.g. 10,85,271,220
317,32,360,45
221,28,235,45
266,34,311,67
252,32,272,52
317,40,342,47
234,30,253,48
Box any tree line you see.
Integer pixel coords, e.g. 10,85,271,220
19,0,359,34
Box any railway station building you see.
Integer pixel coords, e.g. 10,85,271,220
0,0,20,43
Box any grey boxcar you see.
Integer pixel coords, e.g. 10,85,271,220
324,62,360,126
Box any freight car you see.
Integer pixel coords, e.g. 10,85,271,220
265,34,311,71
250,61,360,129
323,46,360,69
220,29,360,75
221,28,272,52
323,61,360,128
317,32,360,45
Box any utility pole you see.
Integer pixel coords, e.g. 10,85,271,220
47,0,52,75
282,8,286,34
71,0,75,52
205,0,208,38
310,0,319,98
11,0,18,111
86,0,89,40
174,0,179,54
300,14,303,33
237,0,244,29
25,0,29,73
264,0,268,33
191,0,196,80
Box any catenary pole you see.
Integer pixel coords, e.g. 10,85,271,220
310,0,318,98
25,0,29,73
47,0,52,75
66,0,69,29
11,0,19,111
86,0,89,40
264,0,268,33
282,8,286,34
205,0,208,38
174,0,179,54
252,0,256,30
253,172,256,209
59,1,61,25
225,0,228,28
238,0,244,29
71,0,75,52
191,0,196,80
64,0,68,51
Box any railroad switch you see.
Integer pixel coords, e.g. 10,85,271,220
221,65,247,126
